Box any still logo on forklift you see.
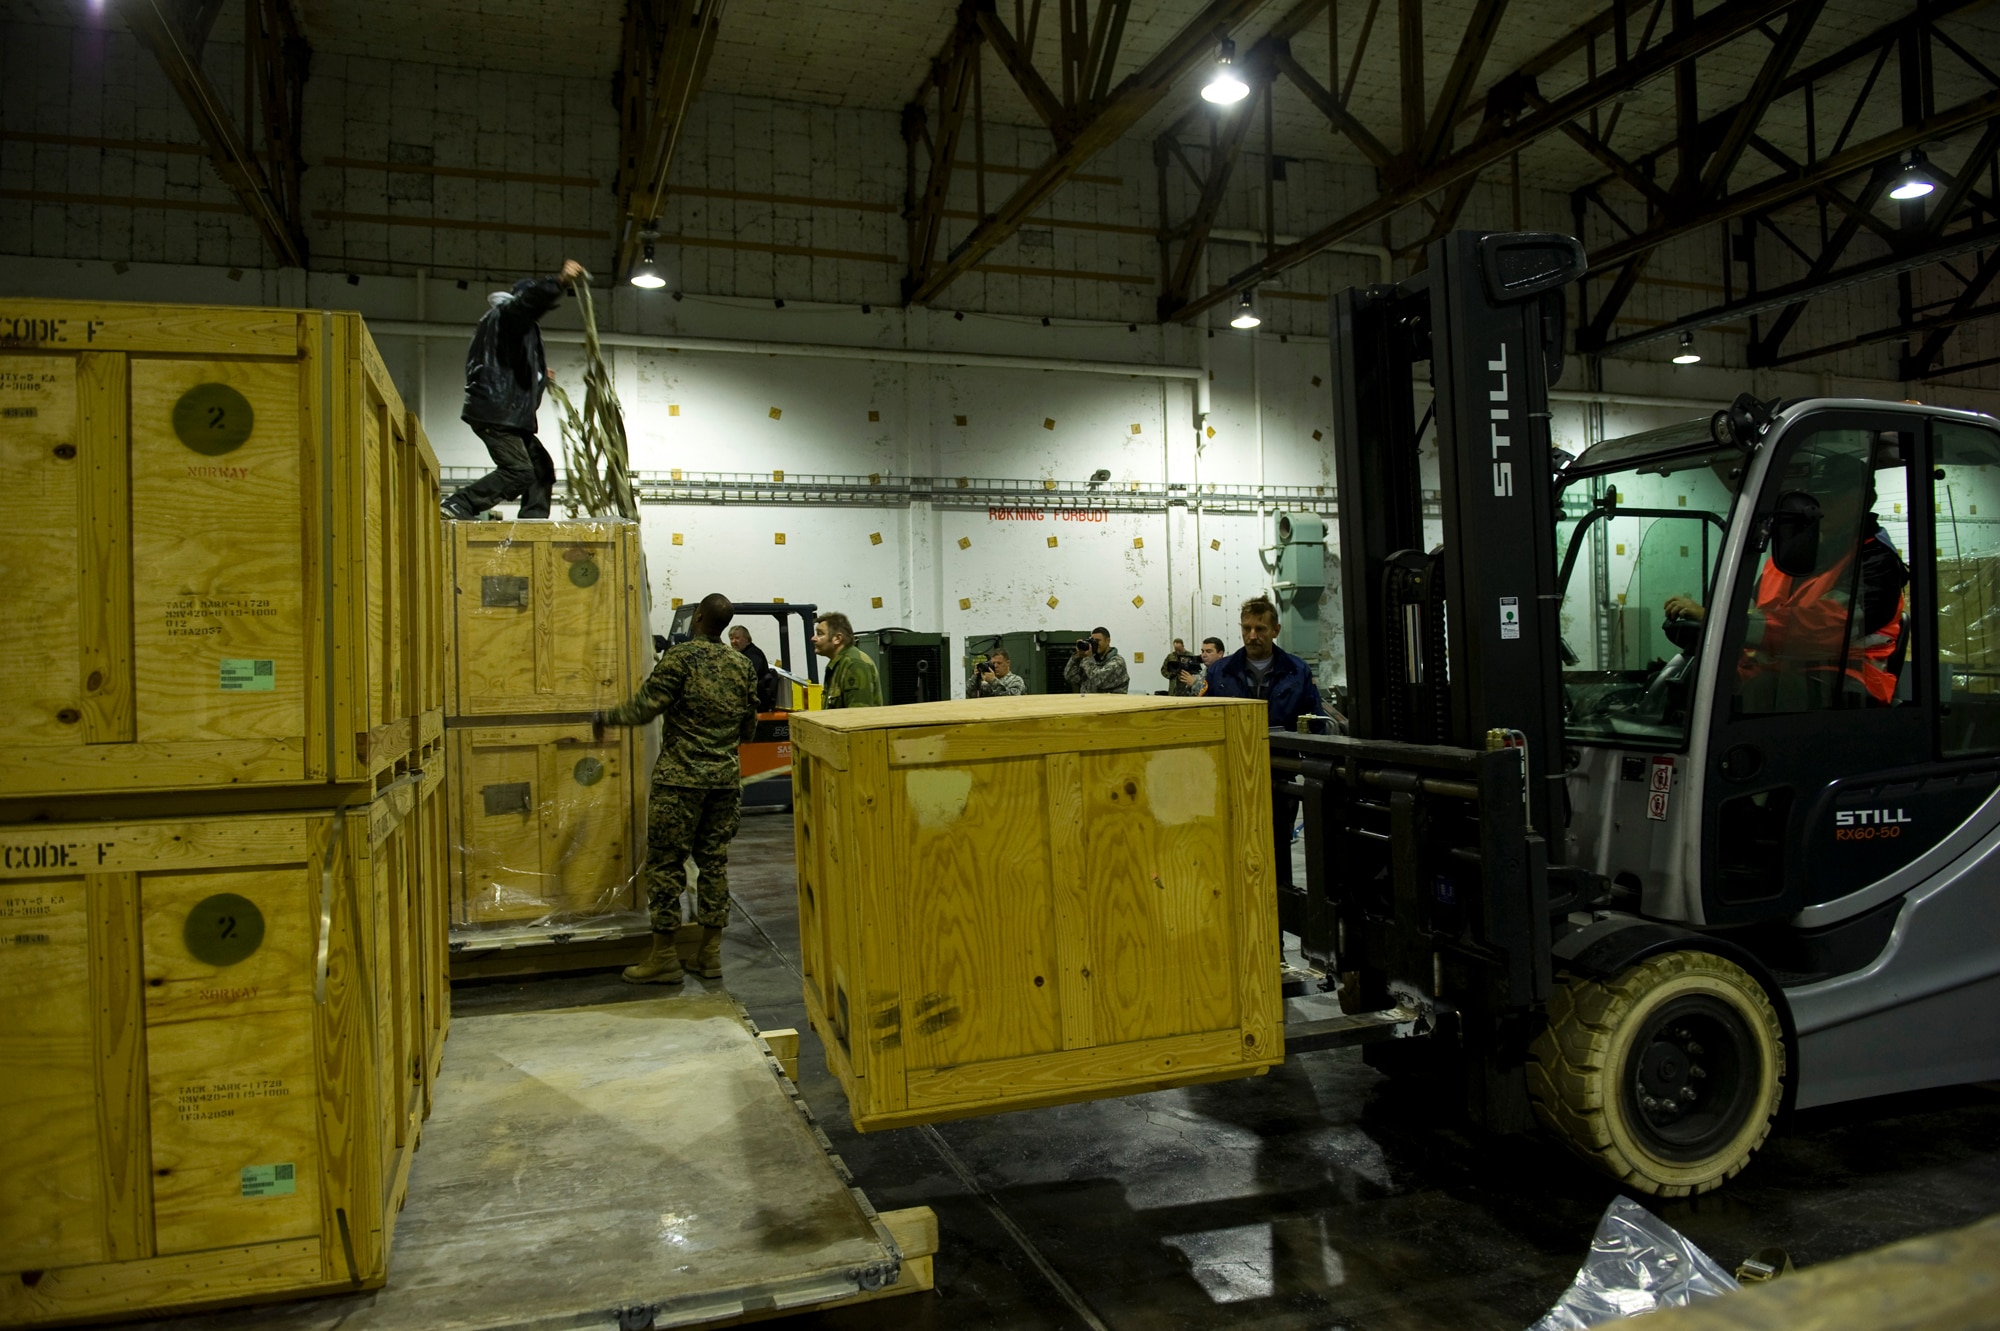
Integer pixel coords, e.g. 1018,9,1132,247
1488,343,1513,498
1835,808,1911,840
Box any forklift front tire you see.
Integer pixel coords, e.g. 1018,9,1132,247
1528,950,1785,1197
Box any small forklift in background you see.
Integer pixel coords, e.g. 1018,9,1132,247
1277,230,2000,1195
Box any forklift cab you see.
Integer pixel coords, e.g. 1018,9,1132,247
1558,403,2000,939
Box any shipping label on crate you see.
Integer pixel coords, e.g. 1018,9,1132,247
220,658,276,691
239,1163,296,1198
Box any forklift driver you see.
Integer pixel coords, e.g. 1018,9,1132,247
1662,450,1908,710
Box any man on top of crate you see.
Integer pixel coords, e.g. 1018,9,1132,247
812,612,882,708
595,591,759,985
441,258,585,521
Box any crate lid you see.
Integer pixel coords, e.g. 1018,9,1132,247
790,693,1259,732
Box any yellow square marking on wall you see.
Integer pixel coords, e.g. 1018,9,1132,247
956,477,969,488
1312,430,1323,441
957,536,971,550
773,469,785,482
1134,652,1145,663
769,407,782,420
871,596,884,609
672,597,684,608
1210,538,1221,550
1205,425,1216,438
671,468,684,480
1311,375,1322,387
869,473,881,485
868,410,880,422
1617,593,1627,604
775,533,786,545
1132,537,1144,549
1212,594,1223,606
1047,595,1060,608
954,414,968,426
1678,495,1687,507
958,597,972,610
1681,546,1690,557
1131,595,1144,608
1615,543,1626,555
869,532,883,545
774,597,786,604
1047,536,1058,548
668,404,680,416
1894,502,1902,513
1044,479,1057,490
1130,423,1142,434
1044,418,1056,430
1130,479,1141,491
671,532,683,546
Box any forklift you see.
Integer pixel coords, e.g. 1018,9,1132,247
665,600,820,810
1278,229,2000,1196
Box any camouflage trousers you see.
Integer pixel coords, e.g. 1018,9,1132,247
645,782,742,932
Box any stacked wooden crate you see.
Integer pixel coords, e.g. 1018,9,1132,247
443,519,656,969
788,694,1285,1132
0,299,448,1323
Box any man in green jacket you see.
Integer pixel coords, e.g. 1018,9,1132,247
812,611,882,708
596,591,759,984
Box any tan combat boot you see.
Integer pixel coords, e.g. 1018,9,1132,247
689,925,725,979
622,931,685,985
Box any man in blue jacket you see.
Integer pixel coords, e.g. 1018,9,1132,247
1203,595,1331,888
442,258,583,519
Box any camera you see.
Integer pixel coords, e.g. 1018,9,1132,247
974,660,994,675
1166,651,1200,674
1075,637,1094,653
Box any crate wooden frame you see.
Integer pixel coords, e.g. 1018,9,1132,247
0,788,437,1325
443,519,649,719
789,694,1285,1132
0,300,444,799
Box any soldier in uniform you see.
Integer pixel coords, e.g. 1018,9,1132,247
812,611,882,708
595,591,759,985
1063,625,1130,694
971,647,1027,697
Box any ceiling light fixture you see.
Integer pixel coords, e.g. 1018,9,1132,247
1230,290,1260,330
1671,332,1701,365
630,228,666,289
1889,150,1935,201
1202,38,1249,105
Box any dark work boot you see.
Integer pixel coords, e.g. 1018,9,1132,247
622,931,684,985
690,926,724,979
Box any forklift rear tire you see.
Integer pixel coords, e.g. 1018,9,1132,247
1528,950,1784,1197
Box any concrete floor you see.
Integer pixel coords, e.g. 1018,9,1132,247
453,812,2000,1331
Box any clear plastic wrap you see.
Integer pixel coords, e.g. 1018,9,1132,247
1529,1196,1739,1331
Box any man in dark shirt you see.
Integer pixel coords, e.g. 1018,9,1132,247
730,624,783,712
442,259,582,520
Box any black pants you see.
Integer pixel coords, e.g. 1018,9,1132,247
1273,790,1299,890
452,424,554,519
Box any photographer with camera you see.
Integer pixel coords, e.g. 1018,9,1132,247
1159,636,1220,697
1063,626,1129,695
971,647,1027,698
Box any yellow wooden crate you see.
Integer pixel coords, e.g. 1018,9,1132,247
0,299,440,798
447,718,647,926
405,412,448,719
413,760,450,1101
445,519,649,718
0,789,434,1324
789,694,1284,1132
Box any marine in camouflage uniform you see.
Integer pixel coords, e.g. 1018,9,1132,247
823,643,882,708
599,621,757,982
1064,641,1130,694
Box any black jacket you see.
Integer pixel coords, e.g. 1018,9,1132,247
461,276,564,433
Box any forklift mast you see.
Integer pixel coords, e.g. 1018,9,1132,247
1333,231,1584,834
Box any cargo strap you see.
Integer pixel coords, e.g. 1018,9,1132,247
545,271,640,521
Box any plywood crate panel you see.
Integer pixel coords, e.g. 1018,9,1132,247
0,788,434,1324
406,412,447,719
445,519,648,717
0,300,439,799
789,694,1284,1132
447,719,647,926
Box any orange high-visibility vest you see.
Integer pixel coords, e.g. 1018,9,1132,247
1748,541,1903,704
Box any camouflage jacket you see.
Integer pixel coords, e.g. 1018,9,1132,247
1063,646,1129,694
823,644,882,708
604,635,758,787
972,671,1026,697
